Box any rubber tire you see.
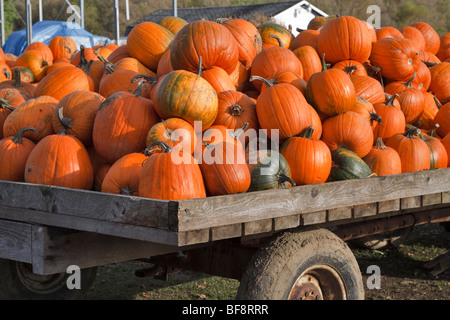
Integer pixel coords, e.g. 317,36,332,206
349,227,413,250
236,228,365,300
0,259,97,300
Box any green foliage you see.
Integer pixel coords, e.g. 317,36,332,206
395,1,430,27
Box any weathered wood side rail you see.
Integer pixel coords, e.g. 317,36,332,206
0,168,450,246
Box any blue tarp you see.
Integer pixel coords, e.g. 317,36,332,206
2,20,111,56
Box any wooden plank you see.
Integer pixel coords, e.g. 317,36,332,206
274,215,300,231
244,219,273,236
328,207,352,221
0,219,32,263
0,206,179,246
401,196,421,209
302,210,326,225
354,203,377,218
177,229,210,246
378,199,400,213
32,227,185,275
177,168,450,231
422,193,442,207
443,192,450,204
211,224,242,241
0,180,172,230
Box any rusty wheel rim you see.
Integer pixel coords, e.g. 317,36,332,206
288,264,347,300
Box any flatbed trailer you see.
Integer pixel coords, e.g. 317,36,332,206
0,168,449,300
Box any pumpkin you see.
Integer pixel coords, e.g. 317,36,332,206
400,26,426,51
107,45,131,64
375,27,404,41
221,18,263,69
156,48,174,78
213,90,259,138
246,150,295,191
317,16,372,65
0,127,37,181
48,36,77,60
104,56,157,78
418,93,440,131
363,137,402,176
411,61,431,92
151,69,218,130
411,22,440,55
92,85,160,164
280,126,331,185
418,127,448,169
385,127,431,173
372,94,406,143
306,53,356,117
332,60,368,77
307,16,336,30
257,71,307,95
257,22,293,49
70,47,99,66
428,62,450,105
350,75,385,105
199,66,236,93
350,97,382,128
228,61,249,92
101,150,150,196
138,141,206,200
0,68,36,96
321,111,374,158
34,46,94,100
200,140,251,196
24,42,54,63
254,81,313,141
327,147,373,181
98,69,138,98
52,90,105,146
432,101,450,138
15,49,52,82
201,124,245,152
146,118,197,155
170,20,239,75
437,33,450,62
158,16,188,35
24,131,93,189
369,37,421,81
0,87,31,108
249,46,303,91
292,45,322,82
290,29,320,52
441,133,450,167
127,22,174,72
3,95,58,142
384,73,425,124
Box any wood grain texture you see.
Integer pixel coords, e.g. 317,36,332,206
0,219,32,263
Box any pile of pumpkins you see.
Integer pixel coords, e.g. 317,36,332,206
0,15,449,201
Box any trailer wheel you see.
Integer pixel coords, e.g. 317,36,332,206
236,228,364,300
0,259,97,300
349,227,413,250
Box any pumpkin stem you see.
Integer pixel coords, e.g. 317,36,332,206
76,45,91,74
197,56,203,77
216,18,229,24
385,93,399,107
344,65,358,75
427,124,439,138
12,68,24,88
369,111,383,124
132,74,158,86
320,53,327,71
147,141,173,154
11,127,36,144
132,79,145,97
98,55,115,74
433,94,442,109
57,107,73,130
0,98,16,112
119,186,135,196
278,172,296,188
404,72,416,88
230,122,249,141
375,137,387,149
268,34,283,47
229,104,243,116
403,126,421,139
422,61,437,67
298,125,314,139
249,75,275,88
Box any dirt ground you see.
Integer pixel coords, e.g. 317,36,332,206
352,223,450,300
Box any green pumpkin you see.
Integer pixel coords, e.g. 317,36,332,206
327,148,373,181
247,150,295,191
